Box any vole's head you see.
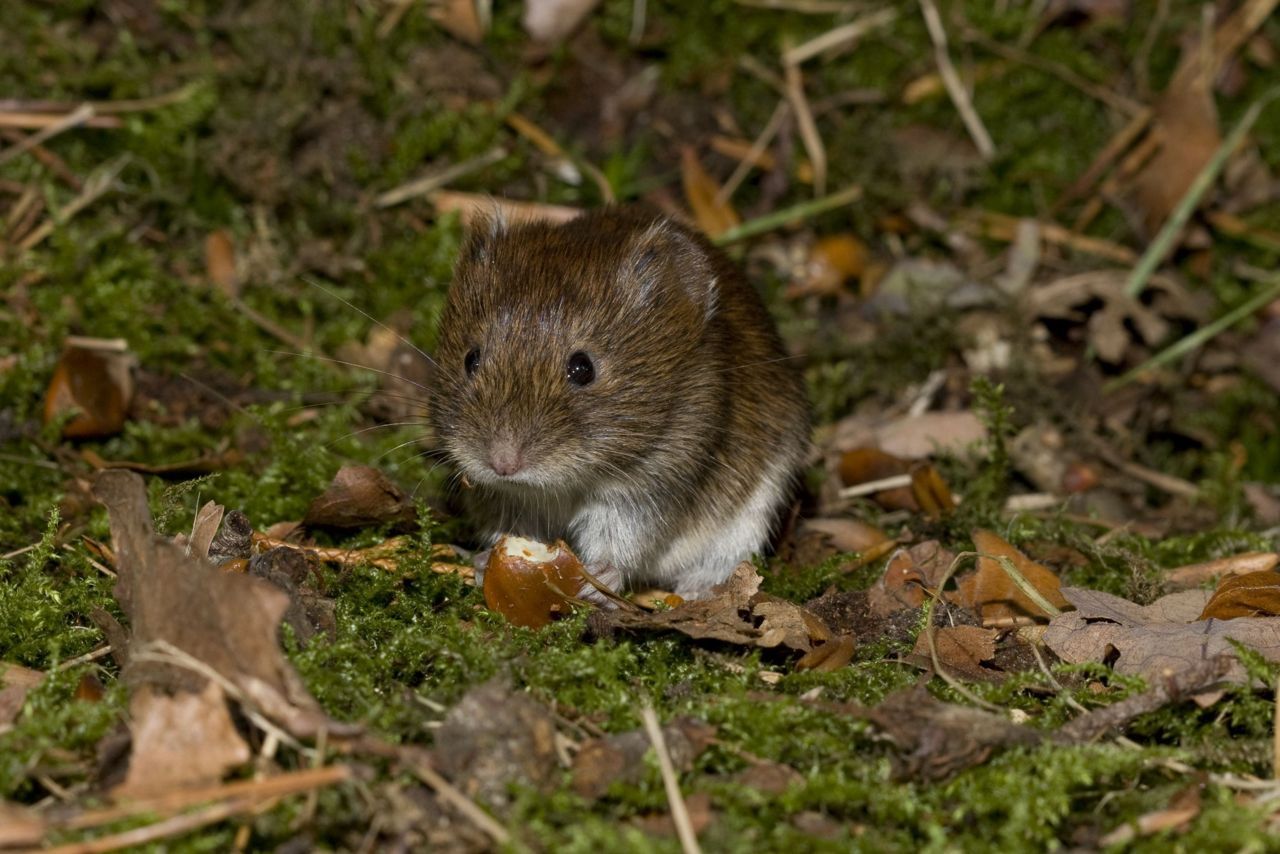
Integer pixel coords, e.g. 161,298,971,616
430,210,721,493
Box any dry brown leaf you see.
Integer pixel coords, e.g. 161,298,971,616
1027,271,1207,364
483,536,594,629
680,146,740,238
1166,551,1280,588
1199,570,1280,620
875,411,988,459
909,626,999,681
633,791,715,839
204,229,239,298
0,802,44,849
572,717,716,800
429,0,488,45
1044,586,1280,682
787,235,867,299
94,469,352,740
595,563,834,658
113,681,252,799
522,0,600,43
43,338,136,439
954,530,1070,623
1130,66,1220,235
303,464,415,529
795,635,856,672
849,688,1042,781
910,465,955,519
798,518,890,555
0,663,44,728
868,540,956,616
837,446,916,511
433,678,559,810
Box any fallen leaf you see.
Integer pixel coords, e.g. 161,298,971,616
1044,586,1280,682
303,465,415,529
798,518,890,555
113,681,251,799
795,634,856,671
573,717,716,800
93,470,353,742
680,146,740,238
522,0,601,43
954,530,1070,623
908,626,999,681
430,0,489,44
868,540,957,616
874,411,988,459
433,678,559,810
204,229,239,298
0,663,44,728
180,500,225,561
43,338,136,439
1130,63,1220,235
1026,271,1207,364
847,688,1042,781
594,563,835,658
1166,551,1280,588
787,235,867,299
633,791,715,839
483,536,593,629
0,802,44,849
910,465,955,519
837,446,916,511
1199,570,1280,620
734,760,804,795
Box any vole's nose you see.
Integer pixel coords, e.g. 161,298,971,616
489,440,525,477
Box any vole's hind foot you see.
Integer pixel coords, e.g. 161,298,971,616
577,562,624,609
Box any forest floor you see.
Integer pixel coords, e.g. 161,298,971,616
3,0,1280,850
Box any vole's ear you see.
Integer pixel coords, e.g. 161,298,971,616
624,219,718,319
458,207,509,268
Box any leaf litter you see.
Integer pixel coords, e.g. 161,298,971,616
6,0,1280,848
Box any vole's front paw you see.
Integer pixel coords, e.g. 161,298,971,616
471,548,491,586
577,562,624,609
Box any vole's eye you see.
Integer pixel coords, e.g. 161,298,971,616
566,351,595,386
464,347,481,377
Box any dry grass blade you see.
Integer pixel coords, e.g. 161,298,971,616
408,757,512,846
0,111,120,130
781,54,827,196
715,183,861,244
0,104,93,168
19,155,130,250
716,100,788,205
917,0,993,160
641,703,703,854
375,146,508,208
782,8,897,66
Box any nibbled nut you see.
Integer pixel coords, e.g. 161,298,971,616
483,536,591,629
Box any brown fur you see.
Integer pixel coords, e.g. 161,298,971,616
430,207,809,594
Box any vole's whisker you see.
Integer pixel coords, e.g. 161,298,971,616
370,434,433,464
716,353,807,374
264,348,435,395
324,421,432,449
301,275,441,371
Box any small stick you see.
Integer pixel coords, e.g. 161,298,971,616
57,644,113,670
781,8,897,66
1105,271,1280,392
65,766,351,831
1121,87,1280,300
716,100,788,205
1053,108,1153,212
918,0,994,159
0,112,120,130
640,703,703,854
375,146,509,208
781,54,827,195
46,799,267,854
714,183,862,244
0,104,93,168
734,0,862,11
838,473,912,499
19,155,130,251
407,758,512,846
961,209,1136,264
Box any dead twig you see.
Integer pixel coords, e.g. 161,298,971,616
0,104,94,169
781,51,827,196
781,8,897,66
640,703,703,854
19,155,130,251
406,755,512,847
716,100,789,205
375,146,509,208
917,0,994,160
